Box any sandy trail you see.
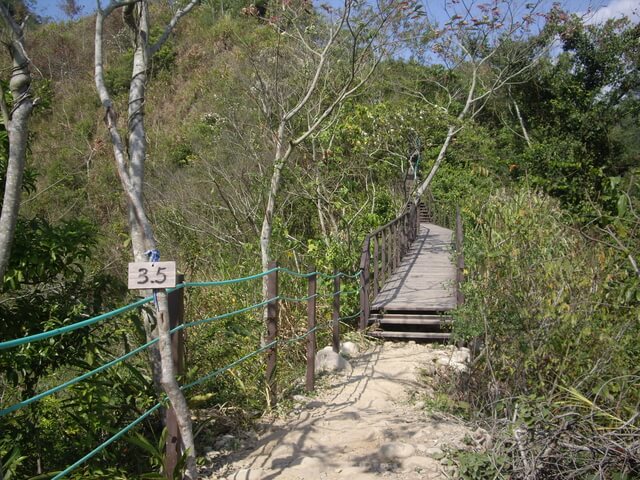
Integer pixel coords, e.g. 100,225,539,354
206,342,471,480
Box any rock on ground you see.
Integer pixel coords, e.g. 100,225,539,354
315,346,352,374
203,343,473,480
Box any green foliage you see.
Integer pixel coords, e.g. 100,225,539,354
3,217,94,290
104,27,176,96
500,17,640,216
446,450,507,480
452,187,639,477
458,189,638,399
0,127,38,200
1,447,27,480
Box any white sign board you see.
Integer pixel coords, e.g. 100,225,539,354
128,261,177,289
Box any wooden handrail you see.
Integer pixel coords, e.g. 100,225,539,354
455,206,465,306
358,201,419,329
358,192,464,329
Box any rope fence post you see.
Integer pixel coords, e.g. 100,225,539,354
359,242,370,331
165,273,185,478
332,271,340,353
306,269,317,392
266,262,279,408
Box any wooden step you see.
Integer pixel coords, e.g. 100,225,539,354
367,331,452,340
368,314,452,325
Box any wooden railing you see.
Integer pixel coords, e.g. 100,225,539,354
455,206,464,306
357,193,465,329
358,201,419,329
420,189,455,229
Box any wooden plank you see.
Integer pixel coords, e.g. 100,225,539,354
367,331,452,340
371,223,457,313
369,317,452,325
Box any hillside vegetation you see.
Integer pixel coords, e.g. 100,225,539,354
0,0,638,478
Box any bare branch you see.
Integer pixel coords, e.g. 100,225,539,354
150,0,200,55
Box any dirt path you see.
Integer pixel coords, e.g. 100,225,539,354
205,342,474,480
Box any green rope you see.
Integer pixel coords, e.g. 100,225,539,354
181,267,278,288
0,295,154,351
51,401,164,480
0,266,362,351
280,325,320,345
317,289,359,298
279,293,318,303
175,297,278,331
339,310,363,321
0,298,278,417
0,337,159,417
320,270,362,280
181,341,277,391
45,303,352,478
277,267,317,278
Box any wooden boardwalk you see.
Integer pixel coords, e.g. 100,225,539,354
371,223,456,313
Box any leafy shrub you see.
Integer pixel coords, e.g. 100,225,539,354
452,188,640,478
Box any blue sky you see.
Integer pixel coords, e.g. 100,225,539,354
35,0,639,22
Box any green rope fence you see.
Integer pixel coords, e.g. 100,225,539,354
0,265,363,478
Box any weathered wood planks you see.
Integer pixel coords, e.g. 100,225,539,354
371,223,456,313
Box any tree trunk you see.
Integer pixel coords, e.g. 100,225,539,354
260,123,291,331
156,295,197,479
0,5,33,281
413,70,477,201
94,3,197,477
413,125,458,200
513,100,532,148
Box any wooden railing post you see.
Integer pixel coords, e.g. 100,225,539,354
373,234,379,296
400,216,405,258
306,270,317,392
359,239,370,331
394,222,400,271
456,207,465,306
165,274,185,479
332,271,340,353
381,230,387,286
265,262,279,407
403,213,408,255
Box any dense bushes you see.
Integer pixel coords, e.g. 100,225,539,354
452,188,639,478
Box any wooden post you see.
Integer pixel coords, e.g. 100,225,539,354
265,262,279,407
403,214,408,255
394,222,400,270
373,234,379,296
359,240,370,331
456,207,465,306
165,274,185,479
332,272,340,353
306,270,317,392
399,217,404,258
381,230,387,285
390,224,395,272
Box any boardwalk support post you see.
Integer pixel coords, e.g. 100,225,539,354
165,274,185,479
306,269,317,392
332,271,340,353
266,262,279,407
